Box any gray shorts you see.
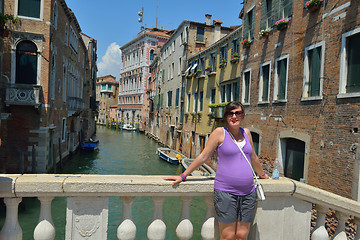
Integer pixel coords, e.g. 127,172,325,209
214,190,257,223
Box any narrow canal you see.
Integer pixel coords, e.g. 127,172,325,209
0,126,208,240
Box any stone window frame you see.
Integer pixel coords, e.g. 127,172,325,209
242,68,252,105
15,0,44,21
11,33,44,85
258,61,271,104
273,54,289,103
338,27,360,99
302,41,325,101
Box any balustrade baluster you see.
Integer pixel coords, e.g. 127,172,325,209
117,196,136,240
176,196,193,240
201,196,218,240
0,197,23,240
332,212,347,240
147,196,166,240
311,206,330,240
34,197,55,240
354,217,360,240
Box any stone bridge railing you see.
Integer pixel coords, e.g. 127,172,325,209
1,174,360,240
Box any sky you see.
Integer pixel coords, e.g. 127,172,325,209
66,0,244,79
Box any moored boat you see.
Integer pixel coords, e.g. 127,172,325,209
181,158,216,177
80,139,99,152
156,147,186,165
123,124,136,131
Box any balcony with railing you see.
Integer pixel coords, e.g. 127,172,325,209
67,97,85,115
5,84,42,108
0,175,360,240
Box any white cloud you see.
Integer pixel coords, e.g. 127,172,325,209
97,42,121,78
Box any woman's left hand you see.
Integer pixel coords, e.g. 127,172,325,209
260,173,270,179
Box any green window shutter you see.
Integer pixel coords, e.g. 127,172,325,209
244,72,250,103
175,88,179,107
346,34,360,93
18,0,41,18
273,0,281,22
283,0,293,18
250,7,256,40
262,65,270,101
309,47,321,97
260,0,267,30
160,93,163,107
278,59,287,100
243,12,249,40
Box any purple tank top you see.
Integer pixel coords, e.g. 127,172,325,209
214,127,255,195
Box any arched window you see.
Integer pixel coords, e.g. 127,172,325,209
16,40,38,84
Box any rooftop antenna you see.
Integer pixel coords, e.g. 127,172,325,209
138,7,144,30
156,0,159,28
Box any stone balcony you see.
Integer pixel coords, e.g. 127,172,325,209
5,84,42,108
0,174,360,240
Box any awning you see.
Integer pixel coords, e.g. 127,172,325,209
184,66,191,75
191,63,198,71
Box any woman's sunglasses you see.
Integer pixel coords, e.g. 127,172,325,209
227,111,243,117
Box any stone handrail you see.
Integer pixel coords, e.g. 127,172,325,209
0,175,360,240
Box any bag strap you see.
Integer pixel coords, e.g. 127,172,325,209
226,128,261,186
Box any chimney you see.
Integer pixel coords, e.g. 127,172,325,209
205,14,212,25
213,20,223,42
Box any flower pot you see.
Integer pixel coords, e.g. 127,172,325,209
261,32,269,37
276,23,287,31
307,5,319,12
243,43,251,48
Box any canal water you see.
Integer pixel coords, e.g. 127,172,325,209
0,126,208,240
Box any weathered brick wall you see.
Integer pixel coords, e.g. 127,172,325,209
241,0,359,198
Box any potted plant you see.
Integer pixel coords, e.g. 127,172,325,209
0,13,18,38
241,38,252,48
231,52,239,63
305,0,323,12
259,29,270,38
205,65,212,71
275,18,290,30
219,58,227,68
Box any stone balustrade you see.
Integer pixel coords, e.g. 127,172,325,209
1,174,360,240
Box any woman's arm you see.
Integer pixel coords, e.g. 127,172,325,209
244,128,269,179
163,127,224,185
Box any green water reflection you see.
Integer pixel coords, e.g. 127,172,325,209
0,126,207,240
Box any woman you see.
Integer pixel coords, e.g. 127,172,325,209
164,101,269,240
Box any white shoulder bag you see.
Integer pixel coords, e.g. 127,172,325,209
227,128,266,201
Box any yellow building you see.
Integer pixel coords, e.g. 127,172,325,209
182,27,242,158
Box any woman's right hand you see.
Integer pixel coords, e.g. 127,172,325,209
163,176,183,186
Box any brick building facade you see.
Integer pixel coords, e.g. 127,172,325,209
0,0,96,173
239,0,360,199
